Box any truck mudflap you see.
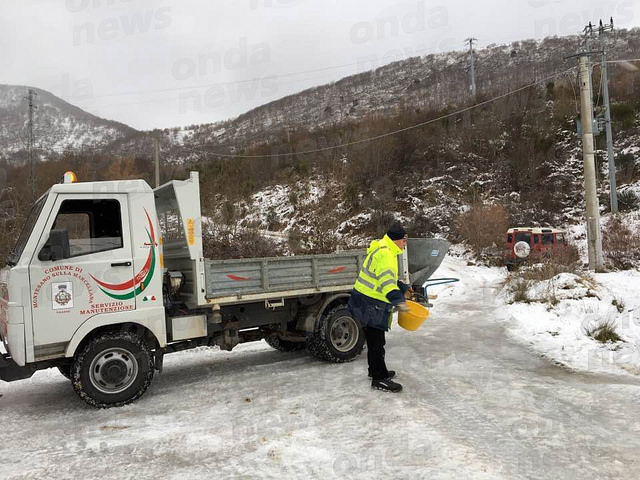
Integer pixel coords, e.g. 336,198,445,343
0,353,36,382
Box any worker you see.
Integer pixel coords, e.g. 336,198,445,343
347,221,411,393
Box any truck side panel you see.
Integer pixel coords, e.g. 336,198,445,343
205,252,365,304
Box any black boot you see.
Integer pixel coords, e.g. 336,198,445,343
372,378,403,393
368,370,396,380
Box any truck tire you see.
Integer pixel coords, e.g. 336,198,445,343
72,331,154,408
264,333,307,352
58,364,73,380
308,305,365,363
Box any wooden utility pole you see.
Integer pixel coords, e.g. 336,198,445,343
578,56,604,271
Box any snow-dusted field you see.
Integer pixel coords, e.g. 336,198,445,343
2,257,640,479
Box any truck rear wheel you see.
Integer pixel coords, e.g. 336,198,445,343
264,333,307,352
308,305,365,363
72,331,154,408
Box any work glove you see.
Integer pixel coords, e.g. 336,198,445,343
397,302,410,313
404,288,414,300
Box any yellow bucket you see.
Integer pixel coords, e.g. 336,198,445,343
398,300,430,331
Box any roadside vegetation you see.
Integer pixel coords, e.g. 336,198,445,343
1,58,638,266
602,215,640,270
584,318,624,344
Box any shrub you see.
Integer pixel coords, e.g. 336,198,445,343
616,190,640,213
610,103,636,130
612,298,625,314
407,213,439,237
602,215,640,270
203,225,284,260
616,153,636,183
265,206,280,230
508,277,532,303
287,224,340,255
455,203,509,257
512,242,582,282
585,319,623,344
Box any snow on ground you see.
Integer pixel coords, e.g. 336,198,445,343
435,247,640,378
238,179,328,233
2,256,640,478
499,266,640,377
0,262,505,479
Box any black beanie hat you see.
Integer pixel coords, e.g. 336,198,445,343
387,221,407,240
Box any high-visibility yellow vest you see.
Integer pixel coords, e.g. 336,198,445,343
353,234,403,303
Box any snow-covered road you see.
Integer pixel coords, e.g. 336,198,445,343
2,258,640,479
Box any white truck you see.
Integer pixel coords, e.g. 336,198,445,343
0,172,448,408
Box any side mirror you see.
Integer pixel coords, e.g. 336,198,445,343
38,229,70,261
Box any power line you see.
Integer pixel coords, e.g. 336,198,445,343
62,43,488,108
180,57,639,159
184,65,579,159
84,67,352,110
66,46,443,105
87,62,363,100
85,57,640,111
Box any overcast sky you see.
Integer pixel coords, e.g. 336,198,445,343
2,0,638,130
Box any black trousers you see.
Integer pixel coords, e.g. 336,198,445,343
364,327,389,380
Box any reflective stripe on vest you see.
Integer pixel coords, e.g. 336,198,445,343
354,245,398,302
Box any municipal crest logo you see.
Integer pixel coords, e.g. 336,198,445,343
52,282,74,310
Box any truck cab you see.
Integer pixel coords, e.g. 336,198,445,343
1,174,165,374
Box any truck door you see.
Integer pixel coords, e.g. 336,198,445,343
29,194,135,350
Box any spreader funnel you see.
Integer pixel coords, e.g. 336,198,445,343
404,238,450,287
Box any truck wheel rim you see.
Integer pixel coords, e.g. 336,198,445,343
89,348,139,394
330,315,359,352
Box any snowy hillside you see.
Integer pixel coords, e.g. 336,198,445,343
158,29,640,159
0,84,136,162
1,29,638,167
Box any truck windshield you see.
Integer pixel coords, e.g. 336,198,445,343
6,196,46,266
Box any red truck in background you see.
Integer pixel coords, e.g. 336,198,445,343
504,227,568,270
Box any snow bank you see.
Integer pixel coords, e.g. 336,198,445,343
500,269,640,376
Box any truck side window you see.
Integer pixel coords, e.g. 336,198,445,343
514,233,531,244
542,234,554,245
51,199,123,257
507,234,513,243
556,234,564,245
533,235,539,244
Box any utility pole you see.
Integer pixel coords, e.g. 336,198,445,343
578,55,604,271
23,89,38,200
598,18,618,213
153,138,160,188
583,23,595,107
465,38,477,97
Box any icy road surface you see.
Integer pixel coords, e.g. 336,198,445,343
2,257,640,479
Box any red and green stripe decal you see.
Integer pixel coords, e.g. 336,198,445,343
91,209,157,300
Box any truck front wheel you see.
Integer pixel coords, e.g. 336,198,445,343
308,305,365,363
72,331,154,408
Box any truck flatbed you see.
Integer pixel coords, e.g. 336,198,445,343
205,251,366,305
